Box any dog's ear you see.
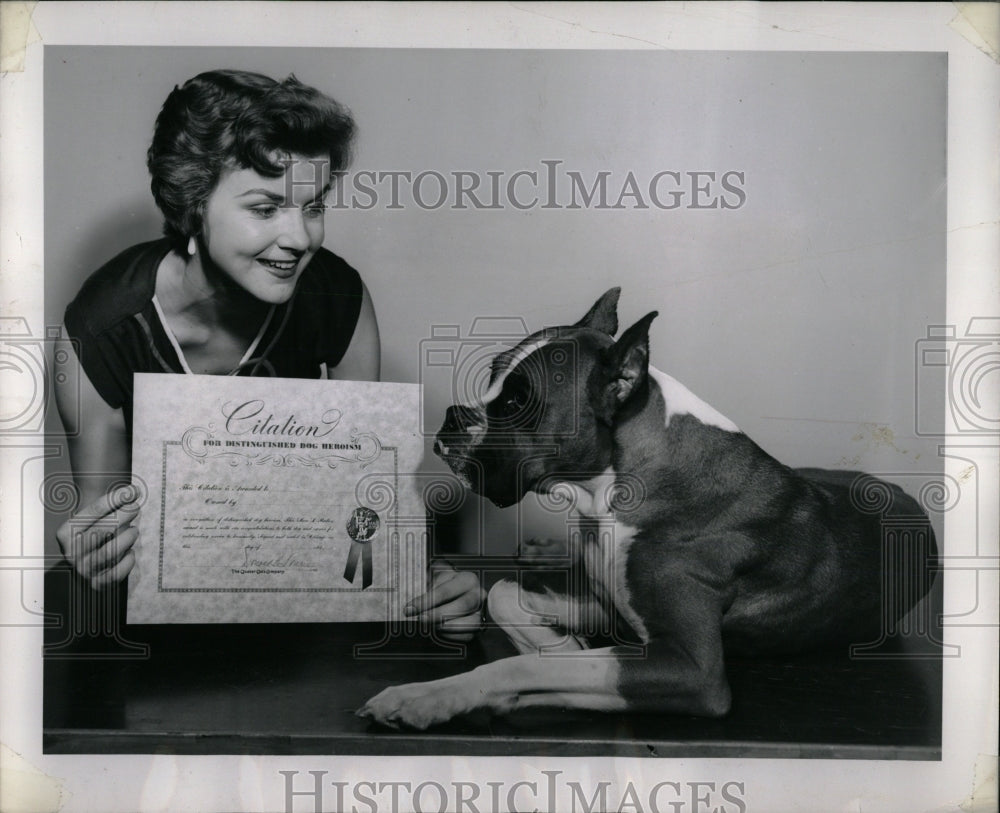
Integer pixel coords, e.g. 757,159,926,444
599,311,658,414
575,287,620,336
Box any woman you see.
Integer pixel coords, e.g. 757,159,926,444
53,69,482,641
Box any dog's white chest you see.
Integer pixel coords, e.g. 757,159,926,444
580,520,651,643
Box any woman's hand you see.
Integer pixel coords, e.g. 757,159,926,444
55,486,140,590
404,560,485,642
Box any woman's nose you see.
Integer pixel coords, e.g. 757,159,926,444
277,209,312,252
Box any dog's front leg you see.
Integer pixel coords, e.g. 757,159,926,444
357,574,731,729
357,634,730,729
357,647,627,730
356,577,613,730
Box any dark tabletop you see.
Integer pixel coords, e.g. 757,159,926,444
42,563,942,759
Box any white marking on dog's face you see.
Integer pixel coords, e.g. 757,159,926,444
647,366,740,433
478,337,552,409
440,339,551,462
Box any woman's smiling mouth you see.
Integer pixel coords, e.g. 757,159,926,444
258,257,300,277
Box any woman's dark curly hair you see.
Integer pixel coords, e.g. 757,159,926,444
147,69,355,252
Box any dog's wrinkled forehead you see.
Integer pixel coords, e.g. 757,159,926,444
480,334,553,406
478,325,610,408
488,329,559,380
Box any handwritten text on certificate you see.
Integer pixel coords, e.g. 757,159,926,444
127,374,427,623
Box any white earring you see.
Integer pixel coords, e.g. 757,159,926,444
187,235,197,256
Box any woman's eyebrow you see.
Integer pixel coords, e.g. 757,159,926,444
237,183,333,205
236,188,285,202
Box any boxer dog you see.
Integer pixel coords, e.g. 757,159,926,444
358,288,936,729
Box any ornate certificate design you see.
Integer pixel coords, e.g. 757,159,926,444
127,374,427,623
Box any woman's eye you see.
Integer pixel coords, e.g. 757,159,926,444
250,205,278,218
304,205,326,219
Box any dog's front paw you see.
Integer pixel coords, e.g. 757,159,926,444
357,679,471,730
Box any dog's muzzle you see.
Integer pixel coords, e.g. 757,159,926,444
434,404,488,485
436,405,485,451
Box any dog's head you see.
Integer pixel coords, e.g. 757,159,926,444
434,288,658,507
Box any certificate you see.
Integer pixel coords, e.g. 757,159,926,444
127,374,428,623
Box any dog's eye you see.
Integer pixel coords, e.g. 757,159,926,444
503,389,528,413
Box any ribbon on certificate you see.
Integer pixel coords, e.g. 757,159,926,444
343,539,373,589
344,507,380,590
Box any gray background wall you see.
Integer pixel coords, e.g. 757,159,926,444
44,47,946,556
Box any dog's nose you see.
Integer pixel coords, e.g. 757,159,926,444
441,404,482,435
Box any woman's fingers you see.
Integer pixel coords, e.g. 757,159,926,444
71,507,139,557
402,562,486,638
434,614,481,642
60,513,139,574
404,569,479,614
90,548,137,589
81,526,139,574
428,558,458,576
55,486,141,581
405,569,484,624
57,489,139,546
77,486,141,528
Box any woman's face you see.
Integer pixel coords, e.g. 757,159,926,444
198,153,332,303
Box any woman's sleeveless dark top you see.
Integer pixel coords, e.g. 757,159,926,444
64,238,364,436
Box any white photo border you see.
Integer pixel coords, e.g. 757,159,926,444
1,3,997,812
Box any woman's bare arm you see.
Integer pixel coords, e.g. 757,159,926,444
328,281,380,382
54,328,139,588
